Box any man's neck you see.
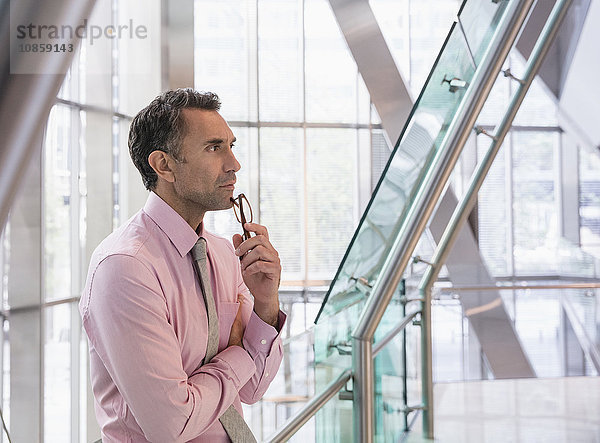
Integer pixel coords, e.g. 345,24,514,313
152,188,205,233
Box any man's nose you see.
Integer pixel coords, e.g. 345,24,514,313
225,149,241,172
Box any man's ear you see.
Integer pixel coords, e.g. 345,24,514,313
148,150,176,183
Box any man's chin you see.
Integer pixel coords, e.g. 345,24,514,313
214,198,235,211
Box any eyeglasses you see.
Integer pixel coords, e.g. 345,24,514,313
231,193,253,241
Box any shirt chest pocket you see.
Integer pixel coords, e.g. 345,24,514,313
217,302,240,351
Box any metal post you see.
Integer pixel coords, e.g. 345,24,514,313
401,280,409,432
420,287,434,438
351,1,535,441
417,0,575,437
353,337,374,443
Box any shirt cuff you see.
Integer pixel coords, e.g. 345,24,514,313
211,345,257,388
243,310,287,355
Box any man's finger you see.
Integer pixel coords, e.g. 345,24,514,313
235,234,277,258
240,246,277,270
243,222,269,238
233,294,245,329
243,260,280,277
234,302,243,322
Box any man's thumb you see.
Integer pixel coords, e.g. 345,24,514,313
232,233,243,249
234,294,245,326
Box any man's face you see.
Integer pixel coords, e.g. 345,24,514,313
170,109,240,214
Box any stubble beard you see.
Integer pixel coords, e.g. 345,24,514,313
188,188,234,213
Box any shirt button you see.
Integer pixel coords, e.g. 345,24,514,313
265,372,269,377
260,339,267,345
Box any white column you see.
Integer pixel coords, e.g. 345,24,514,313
559,132,580,244
8,143,43,443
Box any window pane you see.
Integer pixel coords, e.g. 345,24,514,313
512,131,558,274
194,0,254,121
306,129,357,280
259,128,303,279
512,55,558,126
305,0,358,123
258,0,303,122
116,0,162,117
44,105,72,301
44,303,72,442
357,75,371,125
579,147,600,257
409,0,459,95
371,130,390,190
478,135,509,276
477,69,510,127
370,0,411,81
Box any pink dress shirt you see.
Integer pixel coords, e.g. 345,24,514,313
80,192,286,442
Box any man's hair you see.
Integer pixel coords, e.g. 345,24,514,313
128,88,221,190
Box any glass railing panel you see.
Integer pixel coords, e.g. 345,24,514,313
313,301,361,442
313,297,423,442
244,327,315,441
315,20,477,323
313,241,428,385
373,300,422,442
563,287,600,361
457,0,509,65
314,365,353,442
375,337,406,442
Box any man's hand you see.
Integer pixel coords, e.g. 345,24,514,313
232,222,281,329
227,295,245,348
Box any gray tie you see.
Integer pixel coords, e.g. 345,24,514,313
191,237,257,443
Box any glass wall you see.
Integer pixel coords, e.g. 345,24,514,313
476,54,575,278
194,0,377,286
0,0,160,441
580,147,600,257
434,44,600,382
0,0,598,441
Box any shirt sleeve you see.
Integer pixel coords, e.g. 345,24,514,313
236,266,287,404
81,254,258,443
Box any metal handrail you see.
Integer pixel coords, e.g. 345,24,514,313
373,310,421,357
264,369,352,443
440,283,600,292
351,1,536,441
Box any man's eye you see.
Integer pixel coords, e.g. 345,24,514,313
209,145,220,151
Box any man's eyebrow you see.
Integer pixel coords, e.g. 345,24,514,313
204,138,225,145
203,137,237,145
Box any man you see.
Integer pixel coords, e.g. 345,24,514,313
80,89,285,442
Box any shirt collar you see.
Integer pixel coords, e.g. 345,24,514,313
143,191,201,257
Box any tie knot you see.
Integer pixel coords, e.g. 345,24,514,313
191,237,207,261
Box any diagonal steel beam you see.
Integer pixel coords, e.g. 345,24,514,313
0,0,96,232
516,0,590,99
328,0,413,143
